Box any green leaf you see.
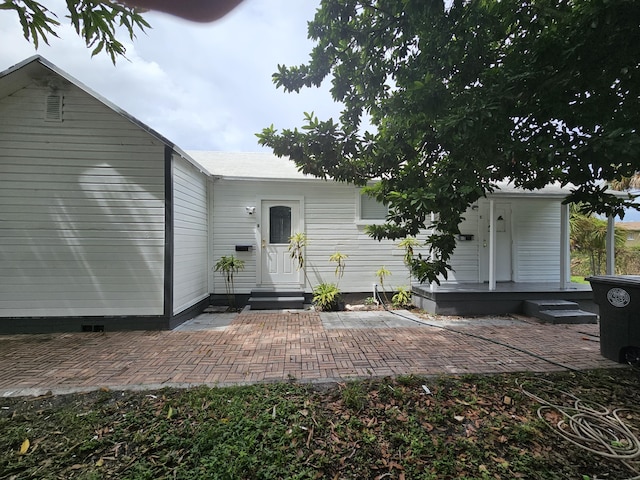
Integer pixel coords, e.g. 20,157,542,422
91,39,105,57
259,0,640,283
7,0,150,63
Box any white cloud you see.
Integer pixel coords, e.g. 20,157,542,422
0,0,340,151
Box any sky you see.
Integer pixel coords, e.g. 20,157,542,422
0,0,339,152
0,1,638,222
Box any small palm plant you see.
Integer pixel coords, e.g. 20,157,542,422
288,232,307,271
396,237,419,307
214,255,245,310
397,237,420,285
329,251,348,284
312,282,342,311
375,266,392,305
392,286,412,308
313,251,348,311
288,232,313,286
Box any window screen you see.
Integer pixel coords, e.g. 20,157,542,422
269,206,291,243
360,194,388,220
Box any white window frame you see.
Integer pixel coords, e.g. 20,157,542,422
355,189,388,225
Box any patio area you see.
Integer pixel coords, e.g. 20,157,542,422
0,309,621,398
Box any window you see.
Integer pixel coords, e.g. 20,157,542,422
357,191,388,223
269,205,291,243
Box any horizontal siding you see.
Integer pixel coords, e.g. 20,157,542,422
172,155,209,314
512,199,561,282
446,209,480,282
211,180,415,294
0,80,166,318
210,179,260,293
212,180,565,291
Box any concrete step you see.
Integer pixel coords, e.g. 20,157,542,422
523,299,579,317
248,290,305,310
536,309,598,325
249,290,304,297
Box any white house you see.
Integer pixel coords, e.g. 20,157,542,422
0,56,211,333
0,56,598,333
190,151,417,307
192,150,595,316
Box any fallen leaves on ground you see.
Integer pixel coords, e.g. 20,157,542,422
0,368,638,479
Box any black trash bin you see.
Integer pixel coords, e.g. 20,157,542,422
587,275,640,364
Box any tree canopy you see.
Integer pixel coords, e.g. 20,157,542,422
1,0,150,63
258,0,640,283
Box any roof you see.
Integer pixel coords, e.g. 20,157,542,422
488,181,578,198
187,150,582,197
0,55,206,173
187,151,316,180
617,222,640,231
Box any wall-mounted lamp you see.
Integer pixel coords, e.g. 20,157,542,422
245,206,256,215
471,205,479,211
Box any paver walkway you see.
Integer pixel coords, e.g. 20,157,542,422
0,310,620,397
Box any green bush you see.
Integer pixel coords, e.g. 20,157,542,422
572,248,640,276
616,247,640,274
312,283,342,311
392,286,412,308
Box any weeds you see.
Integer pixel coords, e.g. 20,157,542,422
0,369,638,479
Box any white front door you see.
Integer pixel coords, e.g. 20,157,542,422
259,200,301,288
479,202,512,282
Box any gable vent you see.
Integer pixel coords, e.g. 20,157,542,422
45,94,63,122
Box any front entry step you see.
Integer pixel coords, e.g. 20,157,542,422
523,299,597,324
248,290,305,310
536,309,598,324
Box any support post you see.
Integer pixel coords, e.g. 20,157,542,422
430,212,437,292
606,215,616,275
489,199,496,291
560,203,571,289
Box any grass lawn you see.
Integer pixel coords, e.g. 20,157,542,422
1,368,639,479
570,275,589,284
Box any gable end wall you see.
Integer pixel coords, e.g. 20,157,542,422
0,81,166,321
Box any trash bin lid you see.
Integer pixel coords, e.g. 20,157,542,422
586,275,640,287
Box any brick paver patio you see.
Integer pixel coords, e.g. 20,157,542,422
0,310,620,397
